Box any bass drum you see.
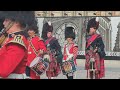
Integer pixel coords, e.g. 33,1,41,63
29,56,50,76
61,59,76,75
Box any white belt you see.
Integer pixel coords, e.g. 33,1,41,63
7,73,27,79
0,73,31,79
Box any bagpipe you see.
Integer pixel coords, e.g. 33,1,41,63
47,47,57,62
46,47,62,77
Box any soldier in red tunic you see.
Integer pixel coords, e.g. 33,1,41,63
0,11,36,79
63,27,78,79
25,22,47,79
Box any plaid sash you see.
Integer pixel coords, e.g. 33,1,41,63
86,34,99,49
45,37,55,46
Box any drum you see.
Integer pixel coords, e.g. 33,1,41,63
61,59,76,75
43,54,51,63
29,56,49,76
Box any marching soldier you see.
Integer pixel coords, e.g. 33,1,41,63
26,21,47,79
85,17,106,79
62,27,78,79
0,11,36,79
41,21,63,79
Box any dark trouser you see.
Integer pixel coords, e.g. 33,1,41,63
89,71,100,79
66,74,73,79
25,66,30,77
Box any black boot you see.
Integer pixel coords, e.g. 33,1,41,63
90,71,94,79
66,74,73,79
68,76,73,79
25,66,30,77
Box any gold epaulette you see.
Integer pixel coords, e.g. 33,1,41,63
8,35,27,49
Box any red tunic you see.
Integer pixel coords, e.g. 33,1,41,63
63,43,78,65
0,34,28,78
27,36,47,79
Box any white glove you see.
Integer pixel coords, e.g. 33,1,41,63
62,60,66,62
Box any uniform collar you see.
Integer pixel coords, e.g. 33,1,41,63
8,31,26,38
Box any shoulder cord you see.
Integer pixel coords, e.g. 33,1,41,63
28,38,39,56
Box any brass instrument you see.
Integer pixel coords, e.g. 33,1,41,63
0,29,7,46
0,21,14,47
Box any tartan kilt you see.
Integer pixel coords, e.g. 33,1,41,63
46,61,61,77
85,52,105,78
99,58,105,78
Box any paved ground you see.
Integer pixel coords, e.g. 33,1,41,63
40,59,120,79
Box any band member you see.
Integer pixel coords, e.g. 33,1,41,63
0,11,35,79
26,22,47,79
85,17,106,79
42,21,63,79
63,27,78,79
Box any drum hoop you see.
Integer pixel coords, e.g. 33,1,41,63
62,60,76,75
30,58,49,76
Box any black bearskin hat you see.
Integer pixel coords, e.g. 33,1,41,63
27,18,39,34
86,17,99,33
65,27,75,40
41,21,53,40
2,11,35,29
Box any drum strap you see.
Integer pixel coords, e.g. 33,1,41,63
28,38,39,56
